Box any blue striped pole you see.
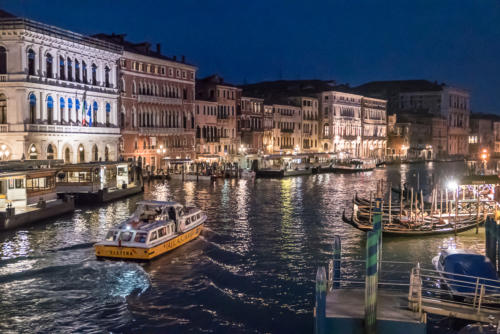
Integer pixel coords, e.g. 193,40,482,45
365,230,378,334
314,266,326,334
333,235,341,289
373,197,383,268
496,221,500,275
486,217,497,265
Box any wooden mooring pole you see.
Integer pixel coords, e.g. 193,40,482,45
485,217,497,266
365,230,378,334
314,266,326,334
333,235,341,289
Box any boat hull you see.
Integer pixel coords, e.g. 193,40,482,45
95,224,203,260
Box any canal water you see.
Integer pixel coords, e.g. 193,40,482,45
0,162,486,333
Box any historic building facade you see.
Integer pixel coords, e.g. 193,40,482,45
238,97,264,153
0,13,121,163
289,96,319,152
94,34,197,172
361,97,387,159
194,99,219,157
262,105,274,154
196,75,241,158
271,104,302,153
319,91,363,157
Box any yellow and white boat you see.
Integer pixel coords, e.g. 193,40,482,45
95,200,206,260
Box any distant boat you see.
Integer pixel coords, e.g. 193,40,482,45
432,249,500,296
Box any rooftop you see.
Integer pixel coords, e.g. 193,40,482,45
93,33,195,67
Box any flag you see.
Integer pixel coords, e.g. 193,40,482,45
87,104,92,127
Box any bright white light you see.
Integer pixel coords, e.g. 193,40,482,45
31,146,36,152
5,150,9,157
1,144,5,150
447,180,458,191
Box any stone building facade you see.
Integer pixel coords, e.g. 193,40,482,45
361,97,387,159
194,99,219,157
288,96,319,152
271,104,302,153
0,12,121,163
239,96,264,154
94,34,197,172
196,75,241,158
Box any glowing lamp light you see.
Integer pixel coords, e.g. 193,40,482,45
79,146,83,152
31,146,36,152
481,153,488,160
1,144,5,150
447,180,458,191
5,151,9,157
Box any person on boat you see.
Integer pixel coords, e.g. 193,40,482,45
168,206,176,222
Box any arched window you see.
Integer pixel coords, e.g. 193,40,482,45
67,57,73,81
91,63,97,85
104,146,109,161
0,93,6,124
59,56,65,80
120,110,125,129
82,61,87,83
0,46,6,74
78,144,85,163
92,101,98,126
132,81,137,95
47,96,54,124
104,66,110,87
47,144,55,160
59,97,65,124
67,98,73,123
121,78,126,93
323,123,329,137
29,93,36,124
46,53,53,78
29,144,38,160
75,60,80,82
64,147,70,163
28,49,35,75
92,144,98,161
75,99,80,123
105,103,111,127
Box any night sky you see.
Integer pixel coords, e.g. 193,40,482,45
3,0,500,113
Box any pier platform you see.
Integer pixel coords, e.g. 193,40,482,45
325,289,425,334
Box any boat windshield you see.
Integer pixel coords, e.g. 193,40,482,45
119,231,134,242
106,230,118,241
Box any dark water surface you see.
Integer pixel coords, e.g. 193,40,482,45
0,162,485,333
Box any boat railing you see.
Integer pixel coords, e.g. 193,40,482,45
408,266,500,320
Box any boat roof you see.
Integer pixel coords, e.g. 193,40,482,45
136,200,183,208
115,219,174,232
441,249,481,257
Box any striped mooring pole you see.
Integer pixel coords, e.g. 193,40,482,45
373,197,383,266
486,217,497,266
314,266,326,334
497,220,500,275
333,235,341,289
365,230,378,334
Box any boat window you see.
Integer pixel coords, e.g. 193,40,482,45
197,214,200,220
119,231,134,242
134,232,147,243
106,230,118,241
158,227,166,238
185,217,191,225
149,231,158,242
439,255,445,266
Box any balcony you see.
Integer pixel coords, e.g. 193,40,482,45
25,123,120,135
21,75,118,95
0,74,7,82
138,127,195,135
137,95,183,105
280,128,294,133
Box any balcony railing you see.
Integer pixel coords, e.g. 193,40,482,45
0,74,7,82
137,95,183,105
280,128,294,133
25,123,120,135
138,127,194,135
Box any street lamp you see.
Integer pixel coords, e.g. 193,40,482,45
0,144,10,160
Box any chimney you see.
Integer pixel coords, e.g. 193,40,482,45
156,43,161,54
181,55,185,63
173,55,177,61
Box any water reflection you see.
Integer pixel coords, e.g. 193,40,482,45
0,161,481,333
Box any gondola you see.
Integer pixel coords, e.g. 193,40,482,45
342,210,483,236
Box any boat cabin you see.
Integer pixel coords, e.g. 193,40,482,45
0,169,59,209
56,162,135,193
